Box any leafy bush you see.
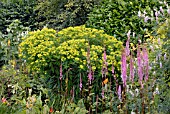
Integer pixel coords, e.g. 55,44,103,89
19,28,57,72
56,25,123,74
86,0,168,43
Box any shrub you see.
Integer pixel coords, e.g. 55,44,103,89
56,25,123,74
19,28,57,72
86,0,168,43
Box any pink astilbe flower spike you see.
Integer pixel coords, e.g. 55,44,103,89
88,67,93,84
137,45,143,88
126,30,131,56
121,48,127,87
142,46,149,82
118,85,122,101
102,49,108,78
59,62,63,80
103,50,107,61
87,44,93,84
130,52,134,83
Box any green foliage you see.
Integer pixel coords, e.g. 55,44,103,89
0,0,100,34
55,99,88,114
0,1,38,33
86,0,168,43
0,64,50,114
145,16,170,113
34,0,101,31
0,19,30,68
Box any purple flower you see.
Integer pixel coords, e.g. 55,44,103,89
88,67,93,84
86,45,93,84
118,85,122,101
144,16,149,22
126,30,131,56
130,53,134,83
154,9,159,21
102,49,108,78
103,50,107,61
160,6,164,14
168,8,170,15
142,46,149,82
137,45,143,87
60,63,63,80
155,10,159,17
121,48,127,87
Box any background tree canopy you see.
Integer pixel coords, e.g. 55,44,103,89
0,0,101,33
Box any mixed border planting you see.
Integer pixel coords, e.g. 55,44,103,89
0,0,170,114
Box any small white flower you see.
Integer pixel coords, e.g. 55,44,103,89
160,62,162,68
129,90,134,97
164,53,167,60
155,87,159,94
135,88,139,96
131,111,136,114
7,28,10,32
138,10,141,17
133,32,135,37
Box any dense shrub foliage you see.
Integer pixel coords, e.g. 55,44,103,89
86,0,169,43
19,28,57,72
35,0,101,31
0,0,101,34
0,1,37,33
56,26,123,74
